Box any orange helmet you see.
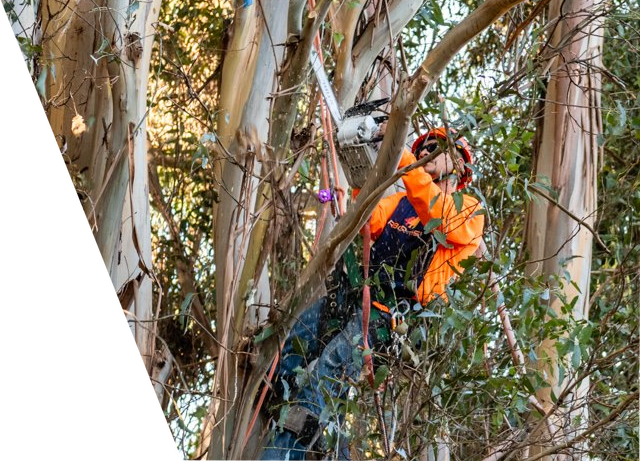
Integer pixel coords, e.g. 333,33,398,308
411,127,473,190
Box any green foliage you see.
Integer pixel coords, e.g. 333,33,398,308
136,0,640,457
312,2,640,459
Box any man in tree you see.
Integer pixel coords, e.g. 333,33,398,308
262,128,485,460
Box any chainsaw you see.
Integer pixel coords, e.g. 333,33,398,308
310,48,388,189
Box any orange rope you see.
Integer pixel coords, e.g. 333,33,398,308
361,221,375,388
313,95,332,250
244,342,284,446
249,1,346,443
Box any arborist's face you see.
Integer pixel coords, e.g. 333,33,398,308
417,139,459,181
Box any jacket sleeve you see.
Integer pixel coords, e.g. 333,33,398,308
367,149,415,239
400,150,484,245
369,192,404,240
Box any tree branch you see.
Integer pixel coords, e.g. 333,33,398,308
345,0,423,106
524,391,638,461
148,160,219,358
529,184,610,254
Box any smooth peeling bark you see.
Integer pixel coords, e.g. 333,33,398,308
526,0,603,457
211,0,261,187
37,1,114,403
342,0,423,107
212,0,263,342
329,0,365,107
78,2,172,461
39,0,162,369
206,0,287,458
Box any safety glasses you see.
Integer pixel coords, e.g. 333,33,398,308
417,138,465,159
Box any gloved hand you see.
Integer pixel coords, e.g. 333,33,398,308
399,149,416,169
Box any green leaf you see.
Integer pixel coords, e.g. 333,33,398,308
506,176,515,199
292,336,308,355
423,217,442,234
429,192,442,210
200,132,216,143
616,100,627,130
16,36,42,60
281,379,290,401
333,32,345,47
179,292,195,330
433,230,453,249
95,38,110,56
0,2,13,15
571,341,582,369
540,288,550,301
127,1,139,15
458,255,477,269
254,325,274,344
298,159,310,177
35,67,47,99
277,405,290,429
431,0,444,24
373,365,389,388
452,191,463,213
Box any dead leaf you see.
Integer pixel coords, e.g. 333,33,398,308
71,114,86,137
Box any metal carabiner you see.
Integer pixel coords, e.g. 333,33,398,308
396,299,411,316
391,299,411,333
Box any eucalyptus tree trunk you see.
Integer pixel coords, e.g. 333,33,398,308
525,0,603,457
38,0,171,461
202,1,287,458
0,1,34,461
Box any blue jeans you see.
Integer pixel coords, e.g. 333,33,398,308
262,301,368,460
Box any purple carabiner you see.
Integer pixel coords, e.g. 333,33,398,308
318,189,333,203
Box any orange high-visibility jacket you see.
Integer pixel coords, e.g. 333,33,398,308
368,149,485,304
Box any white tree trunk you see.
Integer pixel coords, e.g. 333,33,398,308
203,1,287,458
39,0,171,461
526,0,603,456
78,3,171,461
